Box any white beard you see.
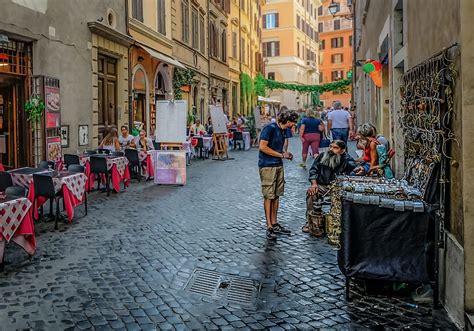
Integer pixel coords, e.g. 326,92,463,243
320,152,342,169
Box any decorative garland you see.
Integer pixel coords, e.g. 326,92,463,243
254,73,351,95
24,95,45,127
173,68,195,100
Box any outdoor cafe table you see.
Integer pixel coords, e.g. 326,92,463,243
9,168,87,222
0,197,36,264
79,155,130,192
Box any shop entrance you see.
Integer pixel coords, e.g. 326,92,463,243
0,74,27,169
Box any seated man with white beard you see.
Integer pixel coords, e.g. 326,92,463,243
303,140,362,236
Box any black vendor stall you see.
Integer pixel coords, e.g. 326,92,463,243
330,45,458,308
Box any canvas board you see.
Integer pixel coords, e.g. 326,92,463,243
209,105,227,134
253,106,262,129
156,100,187,143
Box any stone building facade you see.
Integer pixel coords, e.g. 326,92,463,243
0,0,131,167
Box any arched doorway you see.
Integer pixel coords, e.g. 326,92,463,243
132,65,149,134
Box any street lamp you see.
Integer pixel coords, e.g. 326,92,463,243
328,1,340,15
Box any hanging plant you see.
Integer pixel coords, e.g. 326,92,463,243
173,68,195,100
24,95,45,126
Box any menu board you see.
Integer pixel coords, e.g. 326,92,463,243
209,105,227,134
152,150,186,185
46,136,62,161
155,100,187,143
45,85,60,129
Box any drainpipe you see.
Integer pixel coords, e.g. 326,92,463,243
125,0,133,131
351,0,356,112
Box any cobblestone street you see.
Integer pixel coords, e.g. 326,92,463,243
0,138,456,330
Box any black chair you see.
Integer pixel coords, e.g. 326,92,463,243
124,149,141,182
195,137,208,159
66,165,88,216
89,156,111,196
68,164,85,173
5,186,26,198
33,174,63,229
38,160,55,170
153,142,160,150
233,131,244,150
0,172,13,191
112,151,124,157
64,154,80,169
96,148,111,155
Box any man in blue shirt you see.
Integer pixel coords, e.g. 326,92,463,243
259,110,299,240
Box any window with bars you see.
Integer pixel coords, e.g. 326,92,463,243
157,0,166,34
221,29,227,62
200,15,205,53
0,40,32,76
263,13,279,29
262,41,280,57
181,0,189,43
191,8,199,48
232,32,237,58
132,0,144,22
331,53,343,63
331,37,344,48
331,70,344,81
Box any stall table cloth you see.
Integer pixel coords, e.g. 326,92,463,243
80,155,130,192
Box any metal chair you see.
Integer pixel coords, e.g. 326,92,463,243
0,172,13,191
5,186,27,198
89,156,111,196
33,174,63,229
64,154,80,169
124,149,141,182
66,164,88,216
38,160,55,170
233,131,244,150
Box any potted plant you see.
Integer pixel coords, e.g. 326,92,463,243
24,95,45,128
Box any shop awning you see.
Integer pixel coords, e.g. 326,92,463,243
257,96,281,104
138,44,186,69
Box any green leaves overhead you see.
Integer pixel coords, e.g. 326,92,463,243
173,68,195,100
254,73,351,95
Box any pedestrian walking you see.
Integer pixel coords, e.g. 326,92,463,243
327,101,353,145
299,109,325,168
258,109,299,241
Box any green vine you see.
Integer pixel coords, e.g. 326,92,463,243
254,73,351,94
173,68,195,100
24,95,45,127
240,72,254,116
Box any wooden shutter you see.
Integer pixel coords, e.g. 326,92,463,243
275,13,279,27
275,41,280,56
263,15,266,28
262,42,267,57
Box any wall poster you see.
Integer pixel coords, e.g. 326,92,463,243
46,136,62,161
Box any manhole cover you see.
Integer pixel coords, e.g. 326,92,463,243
184,268,261,307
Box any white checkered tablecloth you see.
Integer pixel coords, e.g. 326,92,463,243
53,173,87,201
0,197,32,242
107,157,129,177
10,169,49,189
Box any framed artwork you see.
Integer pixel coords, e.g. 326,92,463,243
78,125,89,146
60,125,69,147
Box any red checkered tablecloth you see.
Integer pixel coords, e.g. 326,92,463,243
10,169,49,189
53,173,88,201
0,198,32,242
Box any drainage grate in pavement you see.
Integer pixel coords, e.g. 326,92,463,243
185,268,261,307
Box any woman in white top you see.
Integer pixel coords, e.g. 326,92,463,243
99,128,121,152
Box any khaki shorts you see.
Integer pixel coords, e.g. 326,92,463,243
259,166,285,200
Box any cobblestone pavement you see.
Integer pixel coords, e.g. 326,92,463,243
1,138,456,330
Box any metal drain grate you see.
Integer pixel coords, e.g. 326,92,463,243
185,268,260,307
